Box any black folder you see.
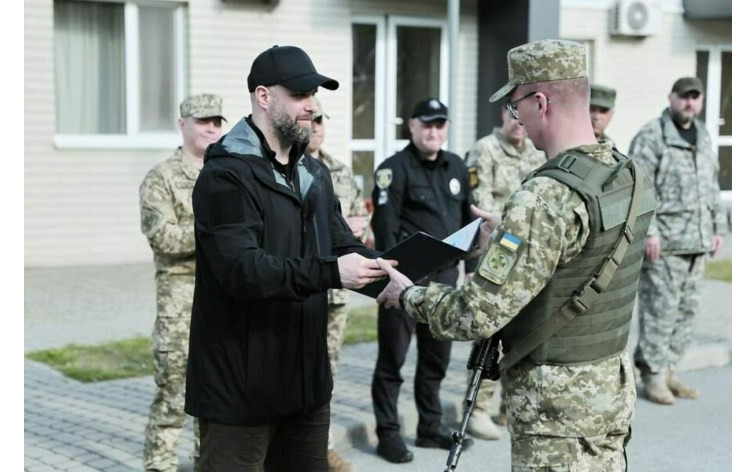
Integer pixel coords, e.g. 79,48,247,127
355,218,483,298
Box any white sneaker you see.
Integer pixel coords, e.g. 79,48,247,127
466,410,502,440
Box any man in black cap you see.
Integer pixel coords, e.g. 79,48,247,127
369,98,475,463
185,45,388,471
629,76,727,405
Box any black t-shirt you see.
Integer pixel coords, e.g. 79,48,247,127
675,121,698,146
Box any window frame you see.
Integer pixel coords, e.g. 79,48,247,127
53,0,187,150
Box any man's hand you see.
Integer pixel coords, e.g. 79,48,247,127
644,235,661,261
338,253,397,289
468,204,501,259
376,258,414,309
710,234,724,257
346,216,369,238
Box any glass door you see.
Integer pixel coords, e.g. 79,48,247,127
350,16,448,197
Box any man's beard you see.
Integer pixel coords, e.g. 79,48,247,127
270,100,312,147
670,107,696,127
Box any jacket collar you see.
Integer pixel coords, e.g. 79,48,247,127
171,147,201,181
208,117,319,201
660,108,703,150
406,141,449,169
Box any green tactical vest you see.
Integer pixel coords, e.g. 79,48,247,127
499,150,657,366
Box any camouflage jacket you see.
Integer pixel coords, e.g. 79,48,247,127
629,109,727,254
320,149,368,305
139,148,199,277
465,128,546,213
401,142,635,437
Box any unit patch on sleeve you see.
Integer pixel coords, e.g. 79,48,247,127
477,232,522,285
468,166,479,189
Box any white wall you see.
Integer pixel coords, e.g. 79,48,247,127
560,1,731,152
24,0,479,267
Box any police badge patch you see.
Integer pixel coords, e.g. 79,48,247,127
377,190,389,206
449,178,461,195
376,169,392,189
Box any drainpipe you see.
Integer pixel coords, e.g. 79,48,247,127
448,0,460,153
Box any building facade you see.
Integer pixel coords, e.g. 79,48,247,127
24,0,731,267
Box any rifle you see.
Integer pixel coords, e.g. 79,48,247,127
444,334,501,471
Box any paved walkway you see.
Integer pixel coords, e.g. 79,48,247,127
24,239,731,471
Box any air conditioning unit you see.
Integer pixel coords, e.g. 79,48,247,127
609,0,662,37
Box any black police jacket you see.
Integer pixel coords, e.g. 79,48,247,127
185,117,372,425
371,143,476,273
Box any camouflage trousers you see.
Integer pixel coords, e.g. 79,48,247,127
143,276,199,472
327,303,349,450
504,352,635,471
634,254,705,376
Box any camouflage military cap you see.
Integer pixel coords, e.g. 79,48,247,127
590,84,617,110
489,39,587,103
313,96,330,120
179,94,226,121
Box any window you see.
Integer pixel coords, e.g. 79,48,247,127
53,0,186,148
696,47,732,195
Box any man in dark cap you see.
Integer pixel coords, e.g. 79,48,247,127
629,76,727,405
589,84,617,142
184,45,388,471
369,98,476,463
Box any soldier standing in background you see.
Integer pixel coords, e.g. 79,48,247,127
306,97,368,472
139,94,225,471
463,105,545,440
630,77,727,405
589,84,617,142
375,39,657,470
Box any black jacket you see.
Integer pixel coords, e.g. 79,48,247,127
185,117,371,425
371,143,476,273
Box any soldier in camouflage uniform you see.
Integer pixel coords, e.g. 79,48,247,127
306,97,368,472
629,77,727,405
139,94,225,472
590,84,617,143
375,40,657,471
463,106,546,440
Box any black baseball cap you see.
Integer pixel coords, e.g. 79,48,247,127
671,77,704,95
247,45,339,93
411,98,449,123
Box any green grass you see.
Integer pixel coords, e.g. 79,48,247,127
343,304,378,345
705,259,732,282
26,305,378,382
26,337,153,382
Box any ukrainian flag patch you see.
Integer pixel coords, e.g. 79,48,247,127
499,233,521,252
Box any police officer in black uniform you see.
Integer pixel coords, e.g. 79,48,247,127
370,98,475,463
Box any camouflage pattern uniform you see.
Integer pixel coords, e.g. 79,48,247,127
140,148,200,471
402,142,634,470
629,108,727,378
320,149,369,377
400,41,637,470
140,93,225,471
464,130,545,419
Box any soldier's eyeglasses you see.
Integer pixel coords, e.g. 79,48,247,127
506,91,538,120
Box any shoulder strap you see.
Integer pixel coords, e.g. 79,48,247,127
498,160,644,372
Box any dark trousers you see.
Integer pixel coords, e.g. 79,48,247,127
371,266,457,438
197,402,330,472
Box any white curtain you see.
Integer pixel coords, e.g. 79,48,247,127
54,0,125,134
139,5,176,132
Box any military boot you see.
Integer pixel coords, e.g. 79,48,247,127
643,372,675,405
327,448,355,472
667,373,700,399
466,410,501,440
